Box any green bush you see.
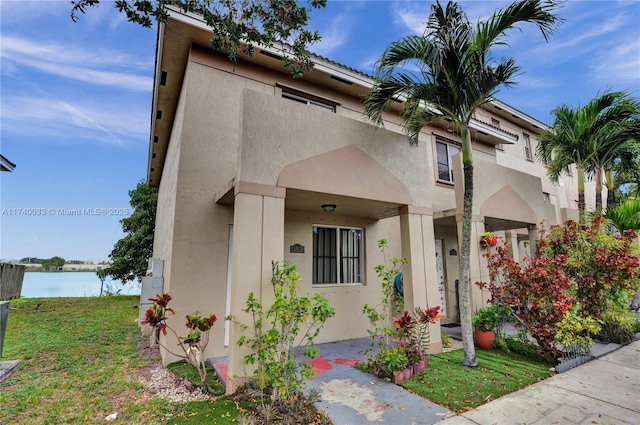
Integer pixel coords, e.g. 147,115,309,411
472,305,500,332
597,309,637,344
356,346,409,379
494,332,540,361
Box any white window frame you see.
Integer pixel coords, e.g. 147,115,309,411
435,138,461,183
281,92,335,112
523,133,533,161
312,225,364,285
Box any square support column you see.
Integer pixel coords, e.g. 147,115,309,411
226,192,284,394
456,217,491,310
527,224,539,257
399,206,442,353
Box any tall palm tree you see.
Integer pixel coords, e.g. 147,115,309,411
364,0,561,367
537,104,591,216
590,94,640,209
538,92,640,214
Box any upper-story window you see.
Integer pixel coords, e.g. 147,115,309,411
312,225,363,285
282,92,335,112
279,84,336,112
523,133,533,161
436,139,461,183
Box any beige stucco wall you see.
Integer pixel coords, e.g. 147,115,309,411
157,57,273,361
282,211,403,343
238,88,433,208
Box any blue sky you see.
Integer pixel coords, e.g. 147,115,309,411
1,0,639,263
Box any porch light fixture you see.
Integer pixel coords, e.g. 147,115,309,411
321,204,336,213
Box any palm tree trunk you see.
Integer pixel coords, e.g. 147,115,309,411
595,168,602,211
459,125,477,367
605,170,615,208
577,166,586,220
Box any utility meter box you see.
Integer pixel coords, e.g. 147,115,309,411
139,277,164,320
146,258,164,278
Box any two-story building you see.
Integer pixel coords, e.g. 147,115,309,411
146,8,590,392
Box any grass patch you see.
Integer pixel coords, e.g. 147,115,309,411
400,348,554,413
167,360,225,396
165,399,247,424
0,297,240,424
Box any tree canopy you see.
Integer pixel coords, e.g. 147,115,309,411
99,181,158,283
71,0,326,78
40,256,66,271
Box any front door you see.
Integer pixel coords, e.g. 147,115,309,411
435,239,447,317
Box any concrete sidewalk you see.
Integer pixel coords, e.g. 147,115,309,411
439,339,640,425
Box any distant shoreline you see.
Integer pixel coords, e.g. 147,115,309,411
14,263,109,273
24,269,101,273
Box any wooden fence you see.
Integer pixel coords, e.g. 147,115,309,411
0,263,25,300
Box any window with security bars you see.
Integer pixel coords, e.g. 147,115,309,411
312,226,363,284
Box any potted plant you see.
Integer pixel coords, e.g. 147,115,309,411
472,305,500,349
479,231,498,249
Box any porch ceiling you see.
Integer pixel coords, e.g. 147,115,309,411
433,209,532,232
216,182,404,219
484,217,532,232
285,189,403,219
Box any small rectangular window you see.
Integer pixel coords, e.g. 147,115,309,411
523,133,533,161
436,140,461,183
313,226,363,284
282,92,335,112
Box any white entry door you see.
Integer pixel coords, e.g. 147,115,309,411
434,239,447,317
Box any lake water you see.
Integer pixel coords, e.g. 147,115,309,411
20,272,141,298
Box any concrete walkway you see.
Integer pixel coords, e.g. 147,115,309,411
439,339,640,425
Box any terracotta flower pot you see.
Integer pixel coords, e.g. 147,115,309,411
474,330,495,349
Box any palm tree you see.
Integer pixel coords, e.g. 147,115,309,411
538,92,640,214
364,0,561,367
585,92,640,210
537,104,591,216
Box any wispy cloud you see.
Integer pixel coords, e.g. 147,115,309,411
392,2,430,35
1,36,152,91
1,95,149,145
532,13,627,59
591,38,640,86
311,13,352,56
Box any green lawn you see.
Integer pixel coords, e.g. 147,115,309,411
401,348,554,413
0,297,242,425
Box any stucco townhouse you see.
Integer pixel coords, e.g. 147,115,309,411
145,8,591,392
